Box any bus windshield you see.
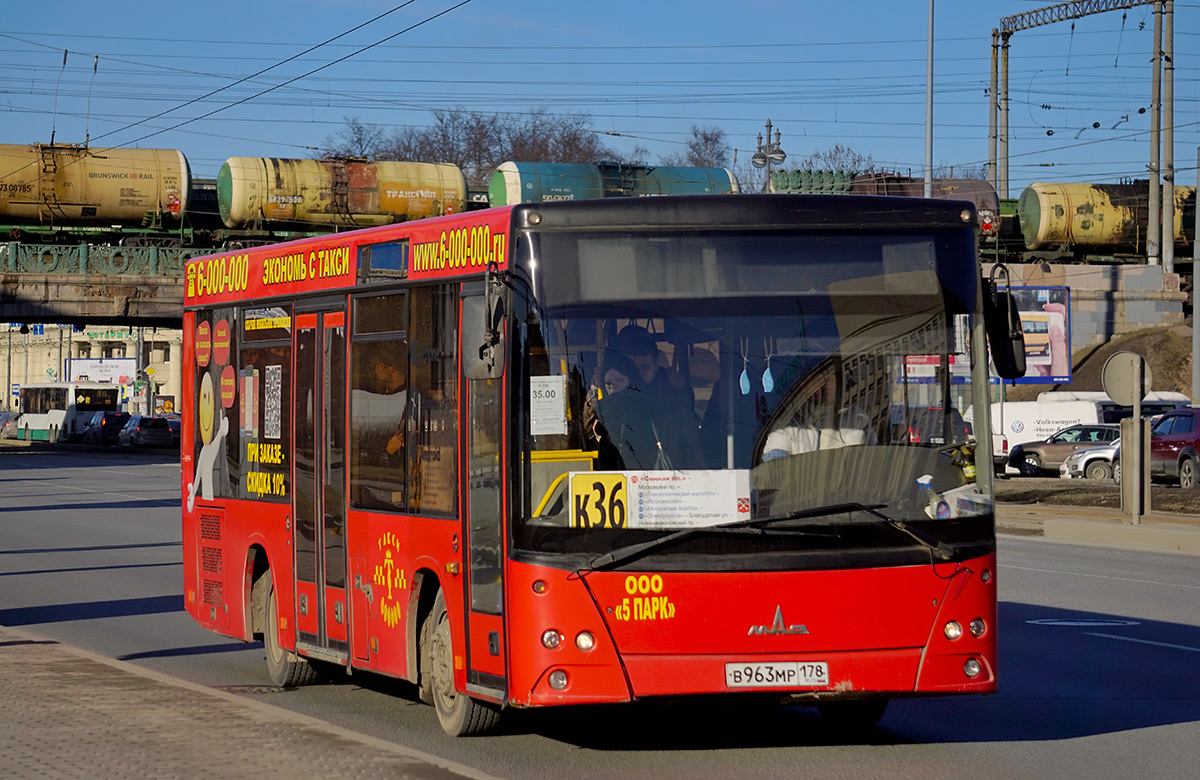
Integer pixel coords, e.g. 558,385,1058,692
515,228,989,564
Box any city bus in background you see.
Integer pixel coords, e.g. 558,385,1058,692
15,381,122,441
181,194,1023,736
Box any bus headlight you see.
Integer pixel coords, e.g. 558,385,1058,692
964,658,982,678
969,618,987,638
541,629,562,649
548,670,569,690
575,631,595,651
944,620,963,640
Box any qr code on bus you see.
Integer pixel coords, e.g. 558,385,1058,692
264,364,282,440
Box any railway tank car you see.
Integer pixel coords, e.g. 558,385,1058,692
1017,181,1196,255
0,143,189,229
216,157,467,230
488,161,739,206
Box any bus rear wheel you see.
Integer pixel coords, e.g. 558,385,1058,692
257,572,318,688
422,590,500,736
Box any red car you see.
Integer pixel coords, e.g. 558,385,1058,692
1149,407,1200,489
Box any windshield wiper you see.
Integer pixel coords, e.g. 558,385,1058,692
748,502,956,560
580,499,955,571
583,501,958,572
584,521,831,573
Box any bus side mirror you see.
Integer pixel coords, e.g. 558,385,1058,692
463,294,505,380
984,281,1026,380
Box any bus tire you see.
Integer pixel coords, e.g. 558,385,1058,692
817,699,888,728
258,571,318,688
423,590,500,736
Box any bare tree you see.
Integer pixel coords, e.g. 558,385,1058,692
316,116,386,159
660,125,730,168
933,162,988,180
373,107,618,189
801,145,875,173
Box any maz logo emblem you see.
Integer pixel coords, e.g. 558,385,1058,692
748,605,809,636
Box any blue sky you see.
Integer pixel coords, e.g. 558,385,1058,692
2,1,1197,194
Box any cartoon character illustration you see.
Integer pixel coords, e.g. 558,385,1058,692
188,372,230,511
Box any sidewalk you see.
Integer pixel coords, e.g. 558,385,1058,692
0,625,497,780
996,501,1200,554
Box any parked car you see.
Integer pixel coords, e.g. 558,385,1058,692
82,411,131,446
1060,438,1120,481
1147,407,1200,488
0,412,19,440
1008,423,1119,476
165,417,181,447
117,415,173,449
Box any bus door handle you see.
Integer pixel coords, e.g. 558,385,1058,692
354,574,373,603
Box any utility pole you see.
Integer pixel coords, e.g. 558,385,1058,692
1161,0,1175,272
924,0,934,198
988,30,999,191
1148,1,1162,264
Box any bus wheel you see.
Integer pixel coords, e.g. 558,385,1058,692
423,590,500,736
817,699,888,728
258,572,318,688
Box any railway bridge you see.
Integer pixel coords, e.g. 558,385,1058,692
0,243,201,326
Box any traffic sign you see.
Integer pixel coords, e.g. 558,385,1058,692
1102,351,1152,406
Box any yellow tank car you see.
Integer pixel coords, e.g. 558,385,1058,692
1017,181,1194,252
0,143,189,224
217,157,466,230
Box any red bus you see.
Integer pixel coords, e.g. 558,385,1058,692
182,194,1020,735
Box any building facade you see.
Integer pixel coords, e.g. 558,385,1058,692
2,324,182,415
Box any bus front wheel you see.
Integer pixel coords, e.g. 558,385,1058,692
257,571,318,688
422,590,500,736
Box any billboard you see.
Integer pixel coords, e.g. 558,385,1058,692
67,358,136,385
1006,286,1071,385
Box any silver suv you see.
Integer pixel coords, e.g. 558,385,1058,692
1060,438,1120,481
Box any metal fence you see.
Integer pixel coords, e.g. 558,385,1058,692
1,243,209,276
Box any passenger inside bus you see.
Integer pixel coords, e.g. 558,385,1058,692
350,340,409,509
586,350,701,471
612,324,695,419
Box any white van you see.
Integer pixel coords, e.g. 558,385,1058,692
966,391,1191,473
965,400,1099,473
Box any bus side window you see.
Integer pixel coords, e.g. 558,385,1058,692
350,337,409,511
407,285,458,517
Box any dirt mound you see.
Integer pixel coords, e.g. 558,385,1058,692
1005,325,1194,401
994,476,1198,513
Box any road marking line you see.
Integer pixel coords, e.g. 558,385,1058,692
1085,632,1200,653
1005,564,1200,590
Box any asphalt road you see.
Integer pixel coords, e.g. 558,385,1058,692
2,449,1198,780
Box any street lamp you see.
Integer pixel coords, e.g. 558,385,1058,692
751,119,787,192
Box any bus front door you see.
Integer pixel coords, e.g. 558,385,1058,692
462,367,508,700
293,308,349,664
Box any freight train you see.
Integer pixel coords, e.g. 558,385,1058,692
0,142,738,250
2,141,1193,264
770,169,1196,264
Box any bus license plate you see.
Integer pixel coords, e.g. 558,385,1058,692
725,662,828,688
